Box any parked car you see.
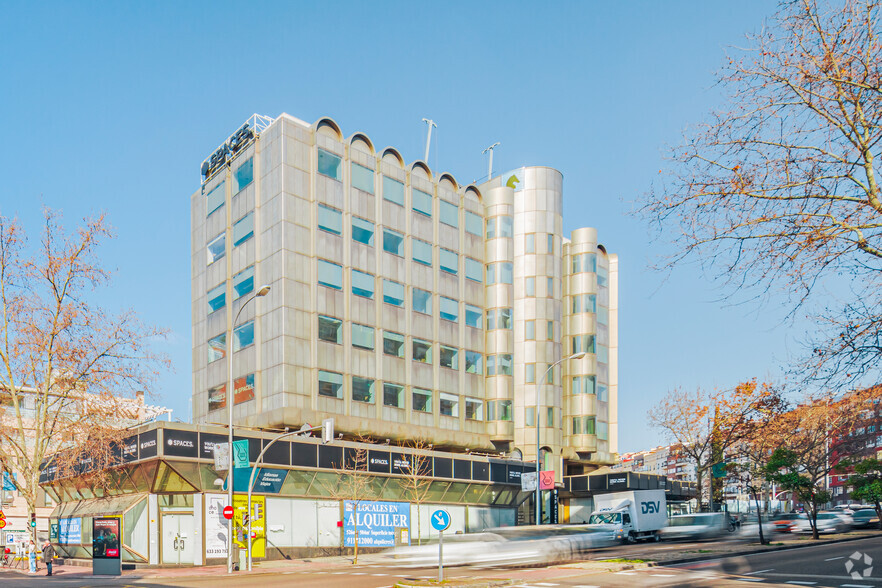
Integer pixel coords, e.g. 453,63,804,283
850,508,880,529
791,512,850,534
659,513,730,541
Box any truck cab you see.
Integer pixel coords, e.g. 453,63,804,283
584,490,666,543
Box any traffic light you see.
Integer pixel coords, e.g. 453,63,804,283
322,418,334,444
29,513,36,528
253,503,262,521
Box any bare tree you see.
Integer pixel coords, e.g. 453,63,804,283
0,210,167,541
321,438,376,564
640,0,882,387
396,439,433,546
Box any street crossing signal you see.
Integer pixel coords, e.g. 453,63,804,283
29,513,36,528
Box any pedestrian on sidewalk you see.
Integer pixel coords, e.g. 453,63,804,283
27,540,36,574
42,540,55,576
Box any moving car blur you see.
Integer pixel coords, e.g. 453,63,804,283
383,525,616,568
770,513,801,532
790,512,850,534
850,508,880,528
659,513,730,541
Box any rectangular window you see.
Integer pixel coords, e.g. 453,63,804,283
465,211,482,236
525,277,535,297
383,176,404,206
465,351,483,374
208,383,226,411
383,383,404,408
317,259,343,290
318,149,342,180
233,320,254,351
598,265,609,287
383,279,405,306
208,333,225,363
499,308,513,329
464,257,482,282
413,288,432,314
487,262,513,284
413,388,432,412
547,320,554,340
526,407,535,427
439,200,458,228
572,253,597,274
232,212,254,246
525,363,535,384
572,416,582,435
351,269,375,299
351,163,374,194
206,181,225,216
351,216,375,246
382,227,405,256
440,392,459,417
598,306,609,325
547,277,553,297
413,339,432,363
351,323,375,350
495,400,512,421
547,407,554,427
526,320,535,340
232,266,254,299
318,315,342,344
499,216,513,237
412,238,432,266
486,217,497,239
597,344,609,363
234,157,253,192
439,345,458,370
439,248,458,275
413,189,432,216
318,371,343,399
352,376,374,403
207,233,225,265
465,398,483,421
572,294,597,314
572,375,596,395
497,353,513,376
318,204,342,235
383,331,405,358
440,297,458,322
465,304,482,329
207,283,225,313
587,417,598,436
486,354,496,376
573,334,595,354
547,234,554,254
525,234,535,253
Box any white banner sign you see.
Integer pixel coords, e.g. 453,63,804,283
214,443,230,471
205,494,229,558
521,471,538,492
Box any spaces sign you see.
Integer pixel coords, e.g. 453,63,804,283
343,501,409,547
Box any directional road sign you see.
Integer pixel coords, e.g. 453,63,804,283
431,509,451,532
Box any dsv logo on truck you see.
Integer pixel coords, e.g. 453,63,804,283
641,501,661,514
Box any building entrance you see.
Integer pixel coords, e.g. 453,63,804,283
161,514,194,565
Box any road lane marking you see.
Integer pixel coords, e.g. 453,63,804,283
651,574,676,577
746,569,774,575
371,573,388,576
533,584,560,586
785,582,817,586
736,579,765,583
840,584,873,588
825,556,845,561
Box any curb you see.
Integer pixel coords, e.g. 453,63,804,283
394,579,514,588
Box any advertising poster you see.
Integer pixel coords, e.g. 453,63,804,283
343,501,409,547
205,494,229,558
232,494,265,558
92,517,121,558
58,518,82,544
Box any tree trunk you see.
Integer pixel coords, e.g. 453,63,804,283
695,469,705,512
874,501,882,531
353,504,359,564
810,503,820,540
416,504,421,546
753,491,766,545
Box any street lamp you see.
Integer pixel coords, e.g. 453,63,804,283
228,284,270,573
535,351,586,525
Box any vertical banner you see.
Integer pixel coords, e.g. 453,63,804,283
204,494,229,558
92,517,121,558
232,494,265,558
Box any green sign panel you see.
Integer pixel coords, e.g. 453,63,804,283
233,439,249,469
712,462,727,478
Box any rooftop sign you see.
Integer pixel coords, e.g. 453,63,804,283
200,114,274,183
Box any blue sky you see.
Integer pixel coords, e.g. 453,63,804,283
2,1,792,453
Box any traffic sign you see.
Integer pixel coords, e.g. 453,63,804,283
539,470,555,490
431,509,450,532
521,471,538,492
233,439,249,469
0,519,6,530
222,506,234,520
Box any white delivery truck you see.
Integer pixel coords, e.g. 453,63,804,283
585,490,667,543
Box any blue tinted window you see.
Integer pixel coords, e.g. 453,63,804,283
499,216,513,238
439,200,458,228
234,157,253,192
384,383,404,408
440,297,458,322
413,288,432,314
352,376,374,403
318,204,342,235
572,253,597,274
465,351,483,374
465,211,482,236
351,163,374,194
233,320,254,351
413,339,432,363
413,388,432,412
465,304,481,328
206,181,225,216
597,306,609,325
318,315,342,344
465,258,482,282
351,323,375,350
318,149,342,180
351,269,375,299
207,283,225,313
573,334,595,354
598,265,609,287
487,262,512,284
318,370,343,399
207,233,225,265
233,266,254,299
208,333,225,363
383,228,405,256
412,239,432,266
413,189,432,216
318,260,343,290
383,176,404,206
383,279,405,306
439,248,458,275
232,213,254,246
497,353,513,376
440,345,458,369
351,216,374,246
486,217,496,239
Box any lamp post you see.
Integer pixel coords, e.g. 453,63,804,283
227,284,270,573
535,351,586,525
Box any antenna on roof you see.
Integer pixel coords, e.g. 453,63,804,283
422,118,437,163
482,142,500,180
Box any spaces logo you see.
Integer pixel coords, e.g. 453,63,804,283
845,551,873,580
